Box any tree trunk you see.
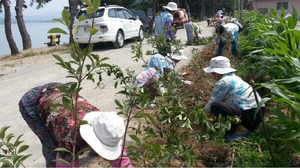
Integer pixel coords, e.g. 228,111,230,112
2,0,19,55
238,0,240,20
184,0,191,21
240,0,244,21
15,0,31,50
233,0,236,18
212,0,215,16
68,0,81,44
149,0,158,35
201,0,205,21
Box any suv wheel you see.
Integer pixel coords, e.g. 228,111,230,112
137,27,144,41
113,30,124,48
79,43,88,50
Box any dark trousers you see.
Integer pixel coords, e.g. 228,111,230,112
19,100,58,167
217,32,238,56
207,19,211,26
143,76,159,101
210,101,262,130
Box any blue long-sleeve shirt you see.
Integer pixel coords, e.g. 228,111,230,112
154,10,174,39
205,73,263,113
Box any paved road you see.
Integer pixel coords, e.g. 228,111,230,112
0,21,214,167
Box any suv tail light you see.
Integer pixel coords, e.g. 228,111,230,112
100,26,108,32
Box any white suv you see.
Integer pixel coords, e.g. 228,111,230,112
73,5,144,49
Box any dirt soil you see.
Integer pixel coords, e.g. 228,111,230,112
79,39,237,167
0,20,236,167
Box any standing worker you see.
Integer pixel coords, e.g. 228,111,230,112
154,2,178,56
215,10,224,27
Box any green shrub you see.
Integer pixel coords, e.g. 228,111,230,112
0,126,32,167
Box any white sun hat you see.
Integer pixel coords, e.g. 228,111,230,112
163,2,178,11
170,49,188,60
203,56,236,74
80,111,125,160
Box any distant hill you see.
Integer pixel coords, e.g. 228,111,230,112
0,11,62,24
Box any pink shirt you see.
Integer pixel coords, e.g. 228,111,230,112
133,68,160,88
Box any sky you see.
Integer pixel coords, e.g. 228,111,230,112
0,0,69,16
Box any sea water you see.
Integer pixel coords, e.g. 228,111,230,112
0,21,69,57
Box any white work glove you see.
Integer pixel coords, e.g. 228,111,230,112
181,71,191,77
158,84,167,95
213,38,217,45
183,80,194,85
221,36,227,42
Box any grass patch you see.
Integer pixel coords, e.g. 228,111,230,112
232,126,297,167
21,45,70,58
0,74,5,77
185,36,212,46
2,63,16,67
144,32,152,39
22,50,38,57
47,46,70,53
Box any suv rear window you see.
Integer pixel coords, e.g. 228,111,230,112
108,9,117,18
76,9,105,19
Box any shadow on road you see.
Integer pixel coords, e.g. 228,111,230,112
92,39,137,52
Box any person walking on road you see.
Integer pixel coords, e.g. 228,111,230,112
215,10,224,27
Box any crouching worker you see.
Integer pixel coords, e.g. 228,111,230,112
185,21,203,45
214,23,239,56
231,18,243,33
203,56,264,142
133,50,193,100
19,82,132,167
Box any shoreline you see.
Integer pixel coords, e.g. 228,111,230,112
0,45,70,61
0,20,211,167
0,21,69,58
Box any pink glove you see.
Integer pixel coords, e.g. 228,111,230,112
56,152,79,168
110,149,133,168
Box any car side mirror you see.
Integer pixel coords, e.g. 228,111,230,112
135,16,139,20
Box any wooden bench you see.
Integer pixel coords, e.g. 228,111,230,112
44,35,61,47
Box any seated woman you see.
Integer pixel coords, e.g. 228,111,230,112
203,56,264,142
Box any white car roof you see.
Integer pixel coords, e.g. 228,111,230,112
79,5,124,11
